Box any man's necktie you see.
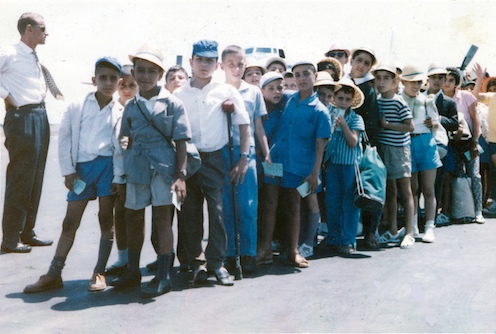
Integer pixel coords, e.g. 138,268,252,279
32,51,64,100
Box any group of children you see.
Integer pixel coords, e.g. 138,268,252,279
21,41,495,299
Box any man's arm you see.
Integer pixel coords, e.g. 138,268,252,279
229,123,250,185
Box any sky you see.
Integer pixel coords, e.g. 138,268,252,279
1,0,495,123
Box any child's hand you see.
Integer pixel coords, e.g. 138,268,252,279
380,114,388,129
229,158,248,185
264,153,272,165
424,117,433,129
473,63,486,80
304,172,319,193
112,183,126,201
64,173,79,192
171,179,187,202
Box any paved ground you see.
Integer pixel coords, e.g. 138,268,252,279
1,127,495,333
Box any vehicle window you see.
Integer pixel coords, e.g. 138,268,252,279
245,48,253,54
256,47,272,54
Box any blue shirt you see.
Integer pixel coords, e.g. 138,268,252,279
324,106,364,165
269,91,331,177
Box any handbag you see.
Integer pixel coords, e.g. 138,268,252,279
354,134,387,211
135,98,201,179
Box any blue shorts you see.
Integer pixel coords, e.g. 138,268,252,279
479,137,490,163
410,133,442,173
264,171,322,192
67,156,113,201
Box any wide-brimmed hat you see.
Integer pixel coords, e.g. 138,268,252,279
351,47,377,66
482,76,496,92
244,62,267,75
291,60,316,73
314,71,340,90
324,44,351,58
400,65,426,82
371,62,397,77
265,57,287,71
129,43,165,71
427,63,448,77
260,71,284,89
317,57,343,79
333,77,364,109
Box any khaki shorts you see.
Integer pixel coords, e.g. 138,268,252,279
125,169,173,210
379,144,411,180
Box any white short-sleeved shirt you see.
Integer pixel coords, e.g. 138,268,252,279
174,80,249,152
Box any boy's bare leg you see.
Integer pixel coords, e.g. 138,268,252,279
53,200,89,259
386,179,399,234
151,205,174,254
93,196,115,275
397,177,414,236
285,188,302,257
420,169,437,222
257,183,279,259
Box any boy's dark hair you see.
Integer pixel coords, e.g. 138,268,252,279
18,12,43,34
352,50,376,66
446,67,461,86
283,72,294,79
121,64,133,77
221,45,244,62
166,65,189,82
335,86,355,96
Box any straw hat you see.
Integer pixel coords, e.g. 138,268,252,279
481,76,496,93
334,77,364,109
427,63,448,77
314,71,340,90
400,65,426,82
350,47,377,66
371,62,397,77
317,57,343,79
129,43,165,71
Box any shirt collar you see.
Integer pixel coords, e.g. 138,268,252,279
17,41,35,55
89,92,115,109
291,91,319,106
136,87,162,102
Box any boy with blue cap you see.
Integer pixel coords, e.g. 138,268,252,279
174,40,250,286
24,57,125,293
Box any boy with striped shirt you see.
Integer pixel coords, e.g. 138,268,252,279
373,63,415,249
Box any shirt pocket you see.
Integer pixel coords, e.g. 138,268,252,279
151,112,174,138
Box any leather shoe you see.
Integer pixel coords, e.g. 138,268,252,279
1,242,32,253
88,273,106,292
21,236,53,247
24,275,63,293
212,267,234,286
109,269,141,288
193,266,208,284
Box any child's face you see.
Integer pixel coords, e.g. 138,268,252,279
92,67,120,98
316,86,334,107
283,76,298,90
165,71,188,93
350,52,373,79
374,71,397,95
442,74,457,93
402,80,422,97
267,62,285,73
132,59,163,93
118,75,138,102
190,55,218,80
262,79,284,105
488,83,496,93
333,90,353,109
244,67,263,86
221,52,246,83
293,65,317,93
427,74,446,93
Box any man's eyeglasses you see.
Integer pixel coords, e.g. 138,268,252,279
326,51,347,58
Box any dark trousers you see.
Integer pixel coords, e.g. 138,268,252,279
2,104,49,247
177,150,227,271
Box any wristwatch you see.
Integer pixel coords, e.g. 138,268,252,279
240,152,249,160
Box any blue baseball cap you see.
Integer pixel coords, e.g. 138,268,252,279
192,40,218,58
95,57,122,75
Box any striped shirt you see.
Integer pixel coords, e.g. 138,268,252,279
378,95,412,147
324,107,364,165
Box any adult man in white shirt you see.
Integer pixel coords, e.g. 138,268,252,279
0,13,57,253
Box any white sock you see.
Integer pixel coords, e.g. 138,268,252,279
111,249,128,267
425,220,435,229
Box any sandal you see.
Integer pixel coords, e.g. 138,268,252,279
288,253,309,268
376,227,405,244
255,249,273,265
400,234,415,249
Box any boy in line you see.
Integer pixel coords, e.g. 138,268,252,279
220,45,271,274
174,40,250,286
373,63,415,249
24,57,124,293
109,44,191,298
257,61,331,268
106,64,138,275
